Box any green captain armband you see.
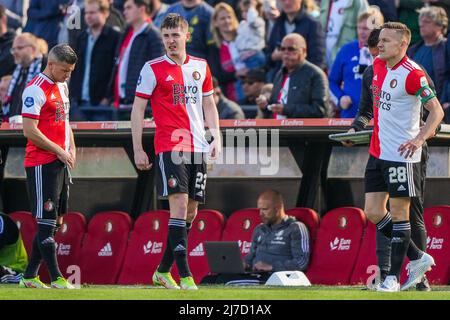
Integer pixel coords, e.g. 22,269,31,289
416,86,436,104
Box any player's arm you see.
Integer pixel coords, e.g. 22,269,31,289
203,94,222,160
131,63,157,170
399,70,445,158
202,64,222,160
22,118,74,168
69,126,76,166
131,96,152,170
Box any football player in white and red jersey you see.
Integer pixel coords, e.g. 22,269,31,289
19,44,77,289
363,22,444,292
131,13,221,290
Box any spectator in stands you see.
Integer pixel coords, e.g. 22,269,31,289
68,0,126,48
255,83,273,118
0,76,12,104
397,0,423,45
257,33,329,119
165,0,214,60
151,0,169,28
235,0,266,70
262,0,280,41
0,5,16,79
3,33,46,123
1,0,28,30
106,0,164,114
329,8,384,118
213,77,245,119
36,37,48,56
0,213,28,283
26,0,71,49
210,3,245,102
319,0,369,69
266,0,326,82
239,68,266,105
408,6,448,100
368,0,397,22
107,0,126,31
70,0,121,120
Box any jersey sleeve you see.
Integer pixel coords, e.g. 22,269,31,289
135,63,157,99
202,63,213,97
405,69,436,103
21,85,46,119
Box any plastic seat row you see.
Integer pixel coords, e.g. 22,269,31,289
8,205,450,285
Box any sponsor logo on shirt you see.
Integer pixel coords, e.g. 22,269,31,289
24,97,34,108
420,76,427,87
172,84,198,105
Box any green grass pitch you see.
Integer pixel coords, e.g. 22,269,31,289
1,284,450,300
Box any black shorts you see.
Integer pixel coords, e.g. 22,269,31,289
156,151,207,203
365,155,423,198
25,160,69,224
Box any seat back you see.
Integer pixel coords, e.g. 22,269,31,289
350,221,378,285
423,206,450,284
9,211,37,258
306,207,366,285
185,210,225,282
117,210,169,285
286,208,320,243
79,211,132,284
221,208,261,257
39,212,87,282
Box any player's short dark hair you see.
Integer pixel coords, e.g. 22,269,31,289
381,22,411,45
48,44,78,65
367,28,381,48
131,0,152,15
161,13,189,31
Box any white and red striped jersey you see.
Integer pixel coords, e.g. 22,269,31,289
21,73,71,168
370,56,435,163
136,54,213,154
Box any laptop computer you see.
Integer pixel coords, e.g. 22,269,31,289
204,241,246,274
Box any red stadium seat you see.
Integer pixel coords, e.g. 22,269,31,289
306,207,366,285
79,211,132,284
9,211,36,258
170,210,225,283
117,210,170,285
39,212,87,282
350,221,378,285
421,206,450,285
286,208,320,243
221,208,261,257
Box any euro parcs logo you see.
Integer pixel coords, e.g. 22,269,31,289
24,97,34,108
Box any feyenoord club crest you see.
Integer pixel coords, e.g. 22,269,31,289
192,71,201,81
44,199,55,212
168,176,178,188
390,79,397,88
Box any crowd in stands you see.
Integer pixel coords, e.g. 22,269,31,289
1,0,450,124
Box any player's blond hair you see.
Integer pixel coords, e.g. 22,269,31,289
381,22,412,45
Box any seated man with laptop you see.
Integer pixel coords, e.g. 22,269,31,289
202,189,311,285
